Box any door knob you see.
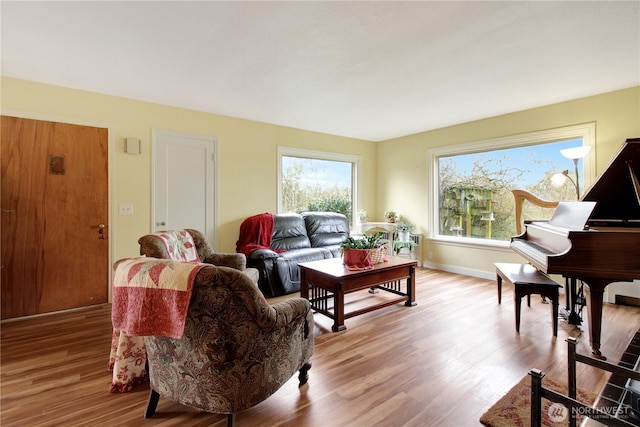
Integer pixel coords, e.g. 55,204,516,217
97,223,107,239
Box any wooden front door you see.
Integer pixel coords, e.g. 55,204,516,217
1,116,109,319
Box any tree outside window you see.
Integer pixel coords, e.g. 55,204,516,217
430,123,595,243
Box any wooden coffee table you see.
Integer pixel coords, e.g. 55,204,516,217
299,256,417,332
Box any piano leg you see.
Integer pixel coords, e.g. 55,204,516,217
567,278,583,325
582,278,609,360
560,277,583,325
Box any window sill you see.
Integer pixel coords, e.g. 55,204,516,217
426,235,513,251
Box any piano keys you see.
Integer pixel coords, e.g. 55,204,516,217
511,138,640,359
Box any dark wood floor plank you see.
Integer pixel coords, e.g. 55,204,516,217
2,268,638,426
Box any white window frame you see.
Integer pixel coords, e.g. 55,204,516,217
426,123,596,248
277,146,362,228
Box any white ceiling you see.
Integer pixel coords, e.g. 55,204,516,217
2,1,639,142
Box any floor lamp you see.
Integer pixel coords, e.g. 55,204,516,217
550,145,591,325
551,145,591,200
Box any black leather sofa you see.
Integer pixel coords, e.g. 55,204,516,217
247,212,349,297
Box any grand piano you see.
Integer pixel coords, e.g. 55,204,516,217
511,138,640,359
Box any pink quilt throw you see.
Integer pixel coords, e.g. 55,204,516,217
109,257,206,392
108,329,146,393
112,257,206,338
154,230,200,262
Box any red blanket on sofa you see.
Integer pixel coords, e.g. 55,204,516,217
236,212,285,257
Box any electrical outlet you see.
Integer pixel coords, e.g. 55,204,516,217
119,203,134,216
428,251,433,259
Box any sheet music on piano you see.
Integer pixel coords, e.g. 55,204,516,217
545,201,597,230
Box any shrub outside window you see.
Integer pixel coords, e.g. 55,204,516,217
278,147,360,224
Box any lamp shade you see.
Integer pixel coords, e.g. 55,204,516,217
560,146,590,160
551,172,567,186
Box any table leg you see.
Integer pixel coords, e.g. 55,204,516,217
333,281,346,332
515,289,523,333
300,268,308,300
405,265,417,307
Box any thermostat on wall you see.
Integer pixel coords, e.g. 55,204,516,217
124,138,141,155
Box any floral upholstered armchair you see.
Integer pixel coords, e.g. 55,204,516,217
143,263,314,426
108,230,267,393
138,229,259,283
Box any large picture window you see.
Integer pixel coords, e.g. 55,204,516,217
278,147,360,224
427,123,595,245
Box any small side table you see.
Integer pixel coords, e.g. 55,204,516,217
393,240,416,256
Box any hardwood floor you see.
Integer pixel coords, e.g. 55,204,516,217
2,268,639,426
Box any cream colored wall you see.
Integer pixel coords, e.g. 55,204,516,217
3,77,638,281
1,77,378,262
377,86,640,278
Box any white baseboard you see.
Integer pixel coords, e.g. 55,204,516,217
420,261,495,280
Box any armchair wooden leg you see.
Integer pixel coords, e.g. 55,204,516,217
144,389,160,418
227,413,235,426
298,361,312,386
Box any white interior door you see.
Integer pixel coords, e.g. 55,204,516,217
152,129,217,244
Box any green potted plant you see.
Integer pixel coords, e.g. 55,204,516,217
340,232,387,270
395,215,414,241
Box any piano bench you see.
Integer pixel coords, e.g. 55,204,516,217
494,263,562,336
